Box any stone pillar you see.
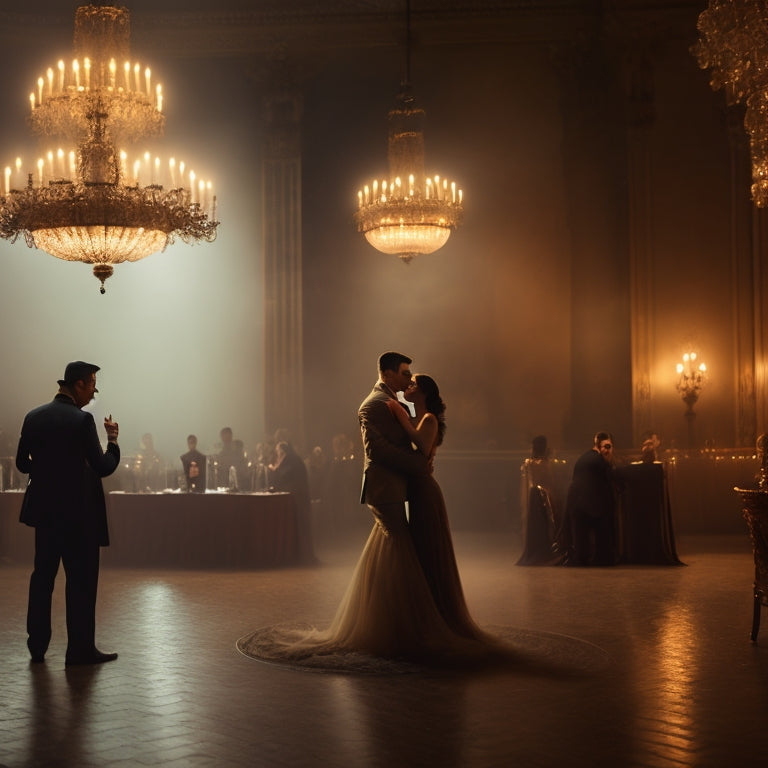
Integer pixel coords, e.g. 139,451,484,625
727,107,758,446
261,62,305,447
753,206,768,439
556,39,633,447
623,49,655,446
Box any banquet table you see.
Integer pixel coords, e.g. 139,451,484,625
614,463,684,565
0,491,298,569
0,491,31,563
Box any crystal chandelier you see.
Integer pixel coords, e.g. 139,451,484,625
0,5,218,293
694,0,768,207
353,2,463,263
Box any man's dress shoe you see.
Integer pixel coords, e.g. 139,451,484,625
65,649,118,666
27,640,46,663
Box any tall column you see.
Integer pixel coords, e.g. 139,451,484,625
623,49,655,445
753,207,768,439
727,107,758,446
261,64,305,447
556,39,633,447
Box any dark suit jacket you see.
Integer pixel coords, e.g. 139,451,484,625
180,448,207,491
358,382,428,506
566,448,615,520
15,394,120,546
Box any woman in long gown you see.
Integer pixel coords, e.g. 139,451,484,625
240,376,510,666
387,374,489,642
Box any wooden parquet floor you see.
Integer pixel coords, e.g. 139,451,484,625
1,531,766,767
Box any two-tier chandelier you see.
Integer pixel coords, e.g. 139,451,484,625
353,1,463,263
0,4,218,293
694,0,768,207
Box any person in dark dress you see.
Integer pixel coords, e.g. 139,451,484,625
269,441,317,564
16,361,121,665
180,434,206,493
216,427,248,489
389,373,494,640
135,432,165,491
565,431,618,566
516,435,563,566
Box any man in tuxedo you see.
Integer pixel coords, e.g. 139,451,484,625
565,431,617,566
180,434,206,493
16,361,121,665
358,351,429,536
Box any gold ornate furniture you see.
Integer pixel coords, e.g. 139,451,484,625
734,487,768,642
735,434,768,641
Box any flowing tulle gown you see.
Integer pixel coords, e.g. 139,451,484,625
243,492,512,666
320,512,480,660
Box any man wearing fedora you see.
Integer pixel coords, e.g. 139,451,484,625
16,361,121,665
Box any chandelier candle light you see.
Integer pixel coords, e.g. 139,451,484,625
353,1,463,263
676,352,708,449
0,4,218,293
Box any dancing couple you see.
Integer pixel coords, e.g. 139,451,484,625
243,351,507,665
347,350,491,656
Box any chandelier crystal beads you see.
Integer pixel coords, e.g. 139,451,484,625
354,86,463,263
694,0,768,207
0,4,218,292
354,0,463,264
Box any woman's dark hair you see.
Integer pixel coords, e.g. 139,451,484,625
415,374,446,446
276,441,297,458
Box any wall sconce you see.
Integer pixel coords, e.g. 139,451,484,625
676,352,707,449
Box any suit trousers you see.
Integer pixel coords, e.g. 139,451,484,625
570,510,616,566
27,524,101,657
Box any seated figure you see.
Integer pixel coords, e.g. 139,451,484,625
516,435,563,566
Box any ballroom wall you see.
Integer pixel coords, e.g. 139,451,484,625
0,15,265,461
302,38,579,451
299,1,752,455
0,1,762,464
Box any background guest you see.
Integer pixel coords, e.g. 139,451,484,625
305,446,327,501
269,441,317,564
565,431,618,566
639,431,661,463
232,439,249,490
516,435,563,566
0,426,14,490
250,442,269,490
180,434,206,493
135,433,165,492
325,432,361,537
16,360,120,665
215,427,247,489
